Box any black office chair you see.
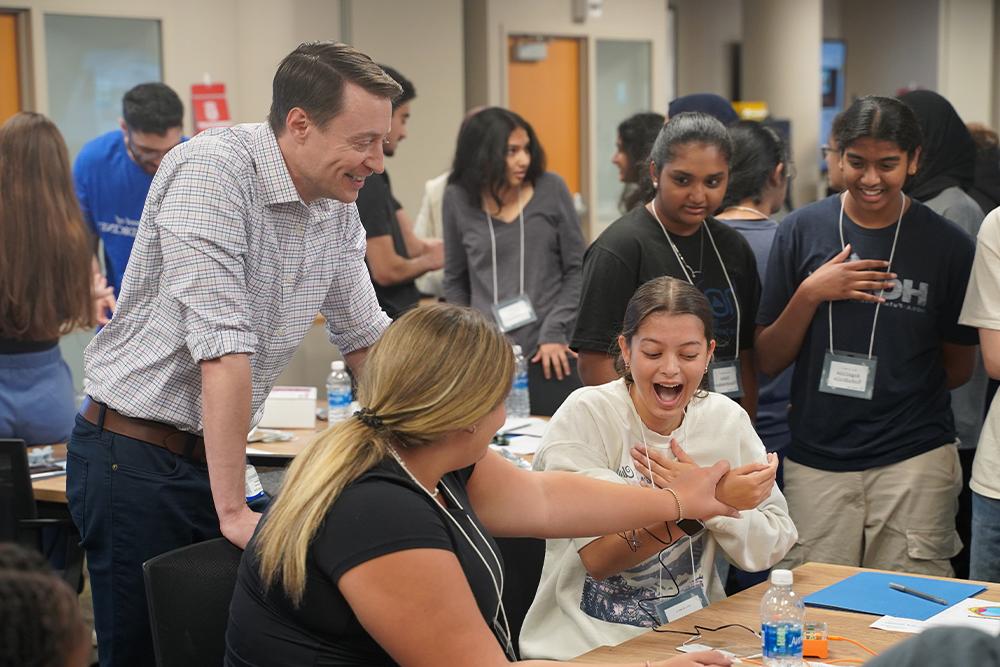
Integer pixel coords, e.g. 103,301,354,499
143,537,243,667
496,536,546,659
0,438,84,592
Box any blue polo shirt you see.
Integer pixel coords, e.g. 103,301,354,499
73,130,155,297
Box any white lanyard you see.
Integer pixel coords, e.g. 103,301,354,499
485,194,526,306
828,192,905,359
630,391,697,596
649,201,741,360
389,452,514,658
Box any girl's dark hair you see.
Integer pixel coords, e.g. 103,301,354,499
614,277,714,395
618,112,665,211
722,120,790,208
649,112,732,173
448,107,546,212
833,95,923,158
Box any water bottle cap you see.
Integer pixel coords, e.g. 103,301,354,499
512,344,522,355
770,569,793,586
331,360,345,371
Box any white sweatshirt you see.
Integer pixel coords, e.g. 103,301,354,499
519,379,797,660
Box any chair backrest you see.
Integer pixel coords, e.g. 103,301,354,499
495,536,546,659
0,439,36,541
143,537,243,667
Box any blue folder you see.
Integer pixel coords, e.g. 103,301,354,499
804,571,985,621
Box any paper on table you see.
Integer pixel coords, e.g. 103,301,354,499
499,417,548,437
923,597,1000,635
503,435,542,455
870,615,925,634
245,446,294,458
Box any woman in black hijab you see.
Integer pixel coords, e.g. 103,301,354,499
899,88,986,581
899,89,985,233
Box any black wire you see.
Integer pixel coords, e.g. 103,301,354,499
652,622,762,638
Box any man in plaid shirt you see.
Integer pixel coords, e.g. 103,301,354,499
67,43,401,667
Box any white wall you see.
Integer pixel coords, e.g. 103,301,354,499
672,0,742,99
842,0,939,100
348,0,465,214
937,0,995,124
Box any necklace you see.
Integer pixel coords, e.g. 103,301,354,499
388,447,440,498
724,205,769,219
649,200,705,281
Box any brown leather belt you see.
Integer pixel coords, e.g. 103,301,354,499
81,398,207,463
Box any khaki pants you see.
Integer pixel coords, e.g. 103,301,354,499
778,444,963,576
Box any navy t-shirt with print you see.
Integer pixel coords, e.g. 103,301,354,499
757,195,977,472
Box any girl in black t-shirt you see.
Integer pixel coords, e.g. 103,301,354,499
574,112,760,418
225,304,739,667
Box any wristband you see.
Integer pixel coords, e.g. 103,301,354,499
664,487,683,520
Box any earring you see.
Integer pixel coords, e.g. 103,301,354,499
653,181,659,188
467,424,478,435
704,365,709,374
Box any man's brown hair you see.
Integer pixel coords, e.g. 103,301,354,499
0,112,94,341
268,41,402,135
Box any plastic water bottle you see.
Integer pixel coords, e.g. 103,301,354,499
505,345,530,419
326,360,353,423
761,569,804,666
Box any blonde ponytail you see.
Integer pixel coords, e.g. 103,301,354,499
255,304,514,604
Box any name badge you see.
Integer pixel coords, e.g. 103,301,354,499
653,581,709,624
819,350,877,400
491,294,537,333
707,359,744,398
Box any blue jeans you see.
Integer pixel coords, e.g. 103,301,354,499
0,346,75,444
66,412,221,667
971,491,1000,583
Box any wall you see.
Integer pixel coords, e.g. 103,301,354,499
937,0,994,124
348,0,465,213
672,0,742,99
841,0,939,100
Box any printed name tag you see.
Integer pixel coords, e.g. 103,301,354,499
653,583,709,624
491,294,537,333
707,359,744,398
819,350,877,400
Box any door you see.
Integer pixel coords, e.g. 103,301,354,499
507,36,583,197
0,13,21,124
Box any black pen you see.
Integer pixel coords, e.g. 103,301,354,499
889,582,949,606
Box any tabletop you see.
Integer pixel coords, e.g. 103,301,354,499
573,562,1000,664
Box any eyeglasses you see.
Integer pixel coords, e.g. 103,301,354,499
125,129,178,163
820,144,837,159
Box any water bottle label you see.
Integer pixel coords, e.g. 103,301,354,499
245,464,265,503
513,375,529,390
762,622,803,658
328,390,352,408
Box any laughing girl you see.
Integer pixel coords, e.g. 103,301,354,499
521,277,795,660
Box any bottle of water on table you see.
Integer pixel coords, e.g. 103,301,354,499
326,360,353,423
505,344,530,419
761,568,804,666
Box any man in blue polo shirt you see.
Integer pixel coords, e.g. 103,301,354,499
74,83,184,308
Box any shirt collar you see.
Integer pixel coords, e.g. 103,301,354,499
251,123,304,206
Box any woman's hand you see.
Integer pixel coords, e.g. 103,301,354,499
531,342,578,380
654,649,732,666
631,439,697,487
667,459,738,521
91,272,116,326
715,452,779,511
801,244,896,304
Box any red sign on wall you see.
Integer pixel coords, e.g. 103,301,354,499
191,83,231,134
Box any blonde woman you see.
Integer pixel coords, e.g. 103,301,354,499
225,304,738,667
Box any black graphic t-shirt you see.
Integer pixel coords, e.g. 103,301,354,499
572,206,760,360
758,195,978,471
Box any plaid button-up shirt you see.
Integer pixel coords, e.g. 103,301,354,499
85,123,389,433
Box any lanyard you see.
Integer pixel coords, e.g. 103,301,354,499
649,201,741,360
828,192,905,358
485,194,526,306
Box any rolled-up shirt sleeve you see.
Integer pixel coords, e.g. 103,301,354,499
321,203,391,353
157,155,258,362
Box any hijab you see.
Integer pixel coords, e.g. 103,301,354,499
667,94,738,126
899,90,976,202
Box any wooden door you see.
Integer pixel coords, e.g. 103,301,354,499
508,36,582,196
0,13,21,124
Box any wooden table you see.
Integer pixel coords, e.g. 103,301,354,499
30,421,327,504
573,562,1000,663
